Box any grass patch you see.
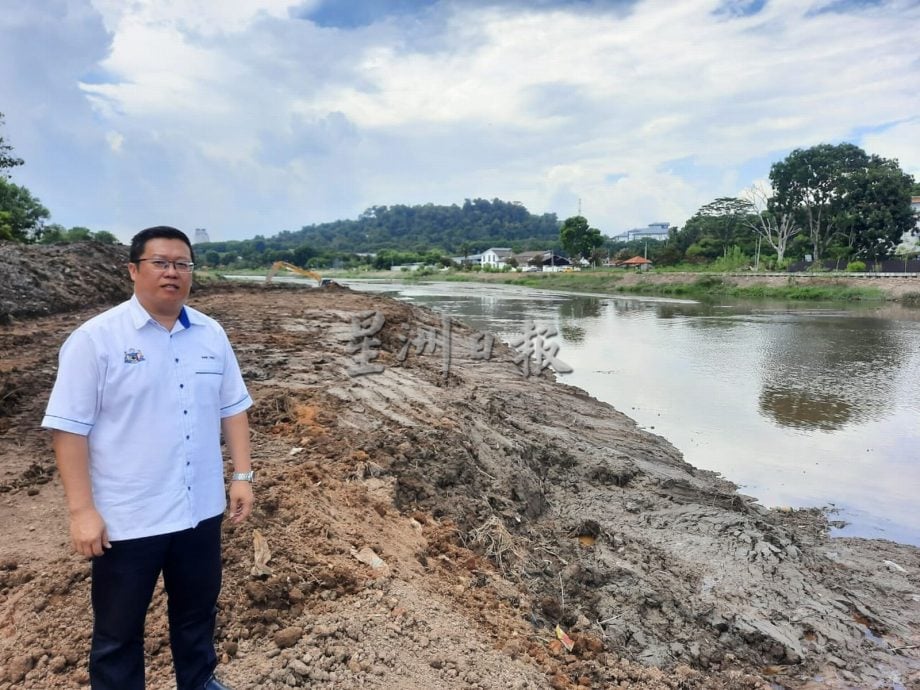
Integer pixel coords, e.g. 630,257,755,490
901,292,920,307
441,271,625,292
192,270,230,283
429,271,886,301
612,280,885,301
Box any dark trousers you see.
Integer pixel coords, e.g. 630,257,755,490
89,514,223,690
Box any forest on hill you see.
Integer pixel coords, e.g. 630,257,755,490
194,198,562,268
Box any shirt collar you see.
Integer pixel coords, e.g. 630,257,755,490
129,295,199,331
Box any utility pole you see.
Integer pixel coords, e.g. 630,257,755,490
577,197,582,217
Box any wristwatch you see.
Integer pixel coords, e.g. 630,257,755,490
231,471,255,482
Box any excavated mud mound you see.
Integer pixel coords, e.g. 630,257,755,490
0,283,917,689
0,241,132,323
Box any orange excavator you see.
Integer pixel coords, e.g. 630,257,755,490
265,261,332,286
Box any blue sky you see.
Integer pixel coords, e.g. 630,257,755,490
1,0,918,243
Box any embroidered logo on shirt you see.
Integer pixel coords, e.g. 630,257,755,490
124,348,146,364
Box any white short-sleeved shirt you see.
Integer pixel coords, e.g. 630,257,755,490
42,295,252,541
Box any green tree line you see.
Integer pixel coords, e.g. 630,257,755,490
603,143,918,270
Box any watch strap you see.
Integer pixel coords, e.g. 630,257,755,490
231,471,254,482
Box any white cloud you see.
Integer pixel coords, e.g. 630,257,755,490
1,0,917,239
105,130,124,152
89,0,308,36
862,119,920,180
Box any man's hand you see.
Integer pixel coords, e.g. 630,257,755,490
52,431,109,558
70,506,111,558
228,480,254,523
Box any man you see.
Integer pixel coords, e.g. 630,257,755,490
42,226,253,690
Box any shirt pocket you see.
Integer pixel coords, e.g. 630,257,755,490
194,354,224,403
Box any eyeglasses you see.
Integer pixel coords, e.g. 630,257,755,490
136,258,195,273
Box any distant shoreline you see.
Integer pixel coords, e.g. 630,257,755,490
212,267,920,304
427,269,920,303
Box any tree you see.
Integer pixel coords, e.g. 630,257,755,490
836,157,916,260
740,183,799,264
559,215,603,261
93,230,119,245
65,226,92,242
0,113,23,178
39,223,66,244
770,143,869,262
771,144,916,263
0,177,49,241
690,197,757,257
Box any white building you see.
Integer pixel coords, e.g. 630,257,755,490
610,222,670,243
451,253,482,266
480,247,513,269
896,196,920,254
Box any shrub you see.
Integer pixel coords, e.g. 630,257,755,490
846,261,866,273
694,275,724,289
901,292,920,307
709,246,751,272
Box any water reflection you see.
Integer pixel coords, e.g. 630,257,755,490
557,297,601,343
341,280,920,545
756,315,904,431
759,387,855,431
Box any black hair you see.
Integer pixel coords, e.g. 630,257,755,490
129,226,195,263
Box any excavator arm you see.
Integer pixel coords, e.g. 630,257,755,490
265,261,325,285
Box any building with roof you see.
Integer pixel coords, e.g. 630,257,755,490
511,250,571,271
616,256,653,270
610,222,670,243
451,252,482,266
896,196,920,254
481,248,513,269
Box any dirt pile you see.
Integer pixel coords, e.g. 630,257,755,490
0,273,917,689
0,241,133,323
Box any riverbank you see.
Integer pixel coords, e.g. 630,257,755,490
194,264,920,305
436,270,920,303
1,250,918,687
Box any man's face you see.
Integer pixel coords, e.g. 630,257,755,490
128,238,193,316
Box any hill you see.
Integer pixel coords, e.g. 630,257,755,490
197,198,562,266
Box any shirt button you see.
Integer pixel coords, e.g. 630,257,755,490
180,384,184,389
184,410,188,415
186,435,190,440
175,358,179,362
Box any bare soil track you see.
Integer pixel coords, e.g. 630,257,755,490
0,242,917,689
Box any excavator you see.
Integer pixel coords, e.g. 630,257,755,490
265,261,334,287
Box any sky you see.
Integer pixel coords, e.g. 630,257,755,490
1,0,919,243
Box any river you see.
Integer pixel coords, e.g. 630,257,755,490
336,279,920,547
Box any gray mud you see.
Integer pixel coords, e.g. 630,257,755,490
313,289,920,689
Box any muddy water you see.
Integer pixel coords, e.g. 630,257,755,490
343,279,920,547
